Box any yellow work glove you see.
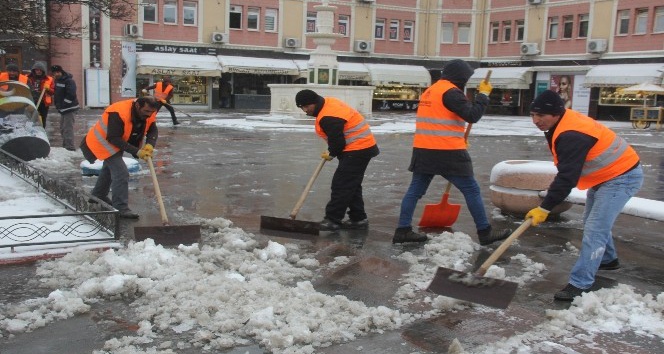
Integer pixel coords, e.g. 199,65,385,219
321,151,333,161
478,80,492,96
525,206,550,226
137,144,154,161
141,89,148,95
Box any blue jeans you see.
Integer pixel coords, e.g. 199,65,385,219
397,172,490,231
569,165,643,289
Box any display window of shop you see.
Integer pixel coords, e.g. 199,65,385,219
373,85,423,101
599,87,656,107
137,75,209,105
484,88,521,115
232,74,294,95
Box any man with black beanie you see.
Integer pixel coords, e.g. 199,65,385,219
51,65,79,150
526,90,642,301
295,89,379,231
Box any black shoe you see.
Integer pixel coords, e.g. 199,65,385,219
88,195,113,205
341,218,369,230
599,259,620,270
392,227,427,244
554,283,589,301
173,121,180,125
320,218,341,231
477,226,512,246
118,209,140,219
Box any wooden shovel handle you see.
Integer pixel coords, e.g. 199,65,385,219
289,158,327,219
476,218,533,276
147,157,170,225
484,69,492,83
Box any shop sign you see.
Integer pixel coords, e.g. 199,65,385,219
137,43,216,56
373,100,419,111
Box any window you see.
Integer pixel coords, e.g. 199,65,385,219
635,8,648,34
403,21,414,42
562,16,573,39
548,16,558,39
502,21,511,42
656,7,664,33
183,1,196,26
143,0,157,23
458,22,470,43
516,20,524,41
164,0,177,24
247,7,259,30
617,10,629,35
490,21,499,43
306,12,316,33
578,14,589,38
265,8,277,32
441,22,453,43
375,18,385,39
389,20,399,40
230,5,242,29
338,15,349,37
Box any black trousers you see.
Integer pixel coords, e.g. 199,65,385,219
38,102,49,128
325,154,372,223
160,101,178,123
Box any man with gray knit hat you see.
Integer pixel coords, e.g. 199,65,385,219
51,64,79,150
526,90,642,301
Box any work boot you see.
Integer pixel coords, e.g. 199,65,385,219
554,283,589,301
477,226,512,246
392,226,427,244
173,120,180,125
89,195,113,205
118,209,140,219
599,259,621,270
320,218,341,231
341,218,369,230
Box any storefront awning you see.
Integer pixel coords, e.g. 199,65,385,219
584,64,664,87
218,56,299,75
136,52,221,77
468,67,533,89
365,63,431,87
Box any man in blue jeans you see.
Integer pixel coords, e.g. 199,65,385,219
394,59,511,245
526,90,643,301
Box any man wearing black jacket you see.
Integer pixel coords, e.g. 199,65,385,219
295,89,379,231
51,65,79,150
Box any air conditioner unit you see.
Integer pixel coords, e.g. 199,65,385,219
528,0,543,5
284,37,301,48
211,32,228,44
587,39,608,53
520,42,540,55
353,40,372,53
124,23,140,37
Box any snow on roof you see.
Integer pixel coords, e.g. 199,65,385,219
365,63,431,87
584,63,664,87
468,67,533,89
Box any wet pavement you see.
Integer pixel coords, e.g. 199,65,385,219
2,109,664,353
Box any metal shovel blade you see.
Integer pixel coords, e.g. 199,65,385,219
426,267,519,309
260,215,320,235
134,224,201,246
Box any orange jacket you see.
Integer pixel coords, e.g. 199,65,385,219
314,97,376,152
28,75,55,106
153,81,174,101
84,99,157,160
0,72,28,84
414,80,467,150
552,110,640,190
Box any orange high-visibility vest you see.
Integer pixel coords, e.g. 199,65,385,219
552,110,640,190
414,80,467,150
38,76,55,106
314,97,376,152
154,81,173,101
84,99,157,160
0,73,28,84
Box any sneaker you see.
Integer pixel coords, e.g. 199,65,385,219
118,209,140,219
320,218,341,231
599,259,620,270
392,226,427,244
554,283,589,301
477,226,512,246
88,195,112,205
341,218,369,230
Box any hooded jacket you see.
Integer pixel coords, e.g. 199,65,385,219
53,70,80,113
27,62,54,106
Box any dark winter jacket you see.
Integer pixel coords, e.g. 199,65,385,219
409,59,489,176
53,71,80,113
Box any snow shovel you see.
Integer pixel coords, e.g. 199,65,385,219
134,157,201,246
426,218,532,309
260,158,327,235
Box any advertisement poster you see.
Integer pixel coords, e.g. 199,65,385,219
550,75,573,109
121,41,137,97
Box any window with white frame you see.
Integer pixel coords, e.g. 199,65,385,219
635,8,648,34
265,8,277,32
230,5,242,29
457,22,469,43
617,10,629,35
389,20,400,40
247,7,259,30
548,16,558,39
441,22,453,43
164,0,177,24
562,15,573,38
516,20,524,41
403,20,414,42
183,1,196,26
502,21,511,42
578,14,589,37
375,18,385,39
490,21,499,43
306,12,316,33
143,0,157,23
656,7,664,33
338,15,349,37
